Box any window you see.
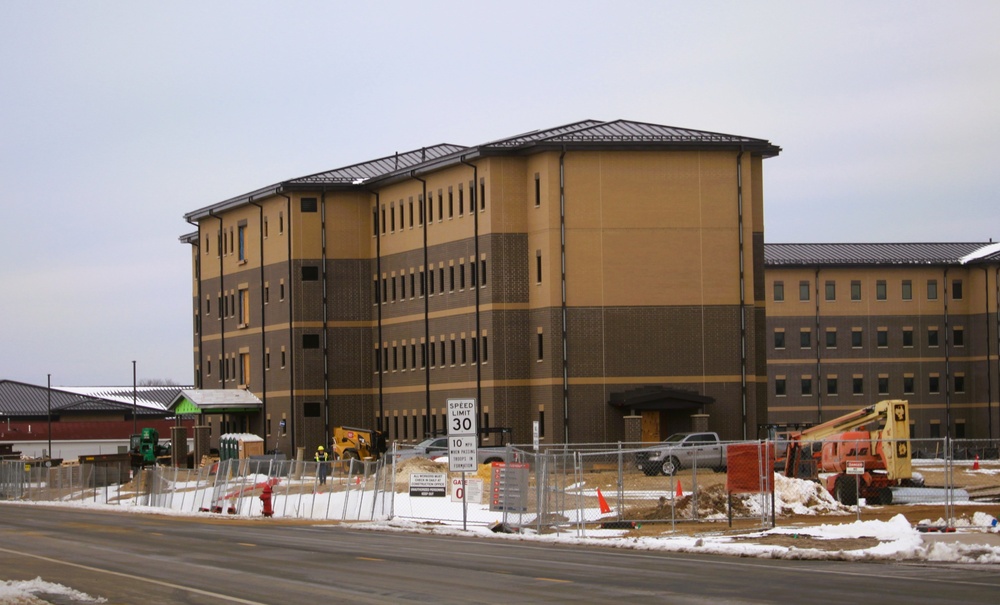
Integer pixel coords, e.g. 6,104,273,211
826,377,838,396
954,374,965,393
853,376,864,395
420,270,426,296
280,282,285,301
380,206,386,234
450,338,456,365
536,252,543,283
303,334,320,349
927,280,938,300
279,211,284,234
459,263,465,289
264,285,269,304
876,280,887,301
401,344,406,369
439,267,444,293
409,199,414,227
799,329,811,349
852,329,863,348
303,402,321,418
418,196,424,226
281,349,286,368
448,188,454,218
929,375,940,394
400,274,406,299
301,198,317,212
877,328,888,348
902,280,912,301
800,377,812,396
775,378,786,396
482,334,488,363
238,288,249,326
928,327,939,347
773,281,785,302
537,331,544,361
421,343,426,368
825,281,836,301
429,340,436,367
851,280,861,301
410,273,415,298
427,194,434,222
534,174,541,207
392,345,398,371
391,276,396,301
902,328,913,347
428,268,435,294
480,179,486,211
470,260,477,287
301,266,319,281
461,338,467,364
799,281,810,301
952,279,963,300
390,203,396,231
878,375,889,395
438,191,443,221
953,327,964,347
481,259,487,285
449,265,455,292
826,330,837,348
903,375,914,394
237,225,246,261
458,187,464,216
774,331,785,349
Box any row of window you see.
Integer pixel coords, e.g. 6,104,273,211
774,278,963,303
375,334,490,372
775,372,966,397
375,257,487,304
375,180,487,236
206,212,288,260
774,325,964,350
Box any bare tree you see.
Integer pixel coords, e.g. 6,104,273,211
137,378,179,386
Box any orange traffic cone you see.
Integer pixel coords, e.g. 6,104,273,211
973,455,980,471
596,488,612,514
675,480,684,499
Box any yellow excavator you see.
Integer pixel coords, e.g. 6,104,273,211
331,426,387,461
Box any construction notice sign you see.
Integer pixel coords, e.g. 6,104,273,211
489,462,530,512
409,473,447,497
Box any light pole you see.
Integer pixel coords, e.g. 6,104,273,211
132,360,137,435
46,373,52,459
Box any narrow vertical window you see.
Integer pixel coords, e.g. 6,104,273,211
534,173,541,207
448,188,454,218
418,196,424,226
237,225,246,261
537,331,544,361
481,259,487,285
409,198,414,227
459,263,465,289
536,251,542,283
480,179,485,211
482,335,489,363
458,186,464,215
449,265,455,292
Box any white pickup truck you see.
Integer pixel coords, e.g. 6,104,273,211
635,432,727,476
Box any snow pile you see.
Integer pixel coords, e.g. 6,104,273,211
0,577,105,604
772,473,848,515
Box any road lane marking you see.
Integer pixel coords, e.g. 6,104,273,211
356,556,383,561
238,542,256,547
536,577,572,583
0,545,268,604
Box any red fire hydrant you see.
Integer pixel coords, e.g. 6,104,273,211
260,483,274,518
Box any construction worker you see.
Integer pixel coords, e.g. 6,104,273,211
315,445,330,485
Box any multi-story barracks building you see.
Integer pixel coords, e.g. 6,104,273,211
180,120,780,453
765,242,1000,440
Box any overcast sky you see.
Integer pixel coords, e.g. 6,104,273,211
1,1,997,387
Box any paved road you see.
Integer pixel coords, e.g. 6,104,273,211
1,504,998,604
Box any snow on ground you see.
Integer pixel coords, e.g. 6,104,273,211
0,578,105,604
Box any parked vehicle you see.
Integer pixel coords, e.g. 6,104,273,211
394,427,514,465
636,432,727,476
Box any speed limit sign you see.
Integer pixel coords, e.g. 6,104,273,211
446,398,477,436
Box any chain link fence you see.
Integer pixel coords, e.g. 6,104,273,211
3,438,999,534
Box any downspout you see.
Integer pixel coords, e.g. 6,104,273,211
277,193,295,454
944,267,951,439
321,191,330,447
736,149,748,440
460,157,482,422
815,267,822,423
369,191,384,431
208,211,225,391
986,265,994,441
248,200,267,440
411,171,431,437
185,217,203,389
559,147,570,443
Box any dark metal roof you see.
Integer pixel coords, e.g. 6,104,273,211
0,380,170,417
484,119,778,155
287,144,469,185
182,119,780,224
764,242,997,267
